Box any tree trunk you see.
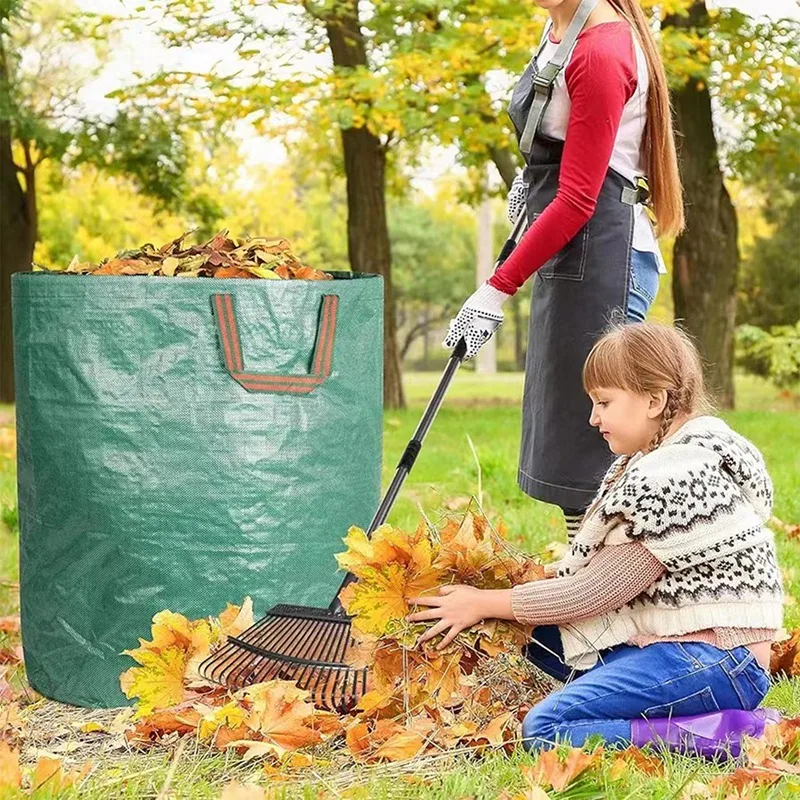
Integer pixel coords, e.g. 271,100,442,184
323,0,405,409
666,3,739,408
489,145,519,192
0,39,35,404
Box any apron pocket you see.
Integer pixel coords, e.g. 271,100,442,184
535,213,589,281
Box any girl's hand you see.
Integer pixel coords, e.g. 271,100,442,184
406,585,488,650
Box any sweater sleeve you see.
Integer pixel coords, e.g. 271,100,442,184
489,25,637,296
510,542,664,625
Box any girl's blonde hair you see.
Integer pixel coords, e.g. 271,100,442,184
583,322,711,481
606,0,685,237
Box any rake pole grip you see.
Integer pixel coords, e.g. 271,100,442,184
329,337,467,610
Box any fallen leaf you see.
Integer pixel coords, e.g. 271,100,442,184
522,747,601,792
220,781,266,800
31,756,92,793
217,598,255,640
126,706,201,744
239,681,339,759
0,616,20,634
681,780,713,799
0,645,23,666
770,629,800,676
0,741,21,789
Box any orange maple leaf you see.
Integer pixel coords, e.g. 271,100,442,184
522,747,602,791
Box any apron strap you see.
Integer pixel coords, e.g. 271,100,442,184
519,0,600,156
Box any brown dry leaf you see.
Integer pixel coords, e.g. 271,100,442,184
215,266,257,279
0,645,23,666
239,681,338,759
31,756,92,793
126,706,202,744
0,741,22,789
346,716,433,764
463,711,515,753
522,747,601,792
608,745,664,777
0,615,20,634
770,629,800,676
220,781,267,800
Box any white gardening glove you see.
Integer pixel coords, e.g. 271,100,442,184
507,172,528,223
443,282,512,361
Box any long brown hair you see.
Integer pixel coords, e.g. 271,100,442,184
607,0,685,237
582,322,710,483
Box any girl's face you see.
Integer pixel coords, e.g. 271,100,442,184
588,387,666,455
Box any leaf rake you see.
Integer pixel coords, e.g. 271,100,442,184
200,206,528,714
198,339,465,713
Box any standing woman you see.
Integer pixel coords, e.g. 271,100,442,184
444,0,684,531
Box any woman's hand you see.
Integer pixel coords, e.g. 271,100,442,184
407,585,514,650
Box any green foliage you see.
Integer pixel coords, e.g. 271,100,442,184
738,193,800,329
735,323,800,389
390,188,476,358
1,502,17,534
72,106,191,210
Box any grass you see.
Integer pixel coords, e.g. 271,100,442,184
0,372,799,798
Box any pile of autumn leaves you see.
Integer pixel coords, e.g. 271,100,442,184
115,512,547,765
50,230,332,281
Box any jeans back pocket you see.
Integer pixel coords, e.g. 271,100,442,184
643,686,720,719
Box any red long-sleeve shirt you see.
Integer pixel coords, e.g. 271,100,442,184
489,22,639,296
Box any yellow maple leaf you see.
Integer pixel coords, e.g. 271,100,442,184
341,563,441,637
120,646,188,716
121,610,215,714
198,700,248,741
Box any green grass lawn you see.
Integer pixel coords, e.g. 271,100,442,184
0,371,798,798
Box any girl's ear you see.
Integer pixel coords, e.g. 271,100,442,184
647,389,667,419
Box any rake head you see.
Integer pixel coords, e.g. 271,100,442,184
198,603,368,714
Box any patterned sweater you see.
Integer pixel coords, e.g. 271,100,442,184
553,415,783,670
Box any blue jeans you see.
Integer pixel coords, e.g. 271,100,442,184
521,626,770,751
626,248,660,322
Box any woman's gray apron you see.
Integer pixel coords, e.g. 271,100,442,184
506,2,647,510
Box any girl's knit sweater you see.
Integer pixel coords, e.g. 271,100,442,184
510,416,783,670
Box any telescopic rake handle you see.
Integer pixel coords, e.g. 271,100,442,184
328,209,528,613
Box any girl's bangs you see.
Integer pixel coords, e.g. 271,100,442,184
582,335,636,394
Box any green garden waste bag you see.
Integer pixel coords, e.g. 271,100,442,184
12,270,383,708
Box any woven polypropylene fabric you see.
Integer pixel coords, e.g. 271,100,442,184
12,270,383,707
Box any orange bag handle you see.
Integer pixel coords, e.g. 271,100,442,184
211,293,339,394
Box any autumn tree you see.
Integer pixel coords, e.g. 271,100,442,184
0,0,193,402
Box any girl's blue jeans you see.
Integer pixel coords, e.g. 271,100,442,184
521,625,771,750
627,248,661,322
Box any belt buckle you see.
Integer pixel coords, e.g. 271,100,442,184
635,176,651,205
